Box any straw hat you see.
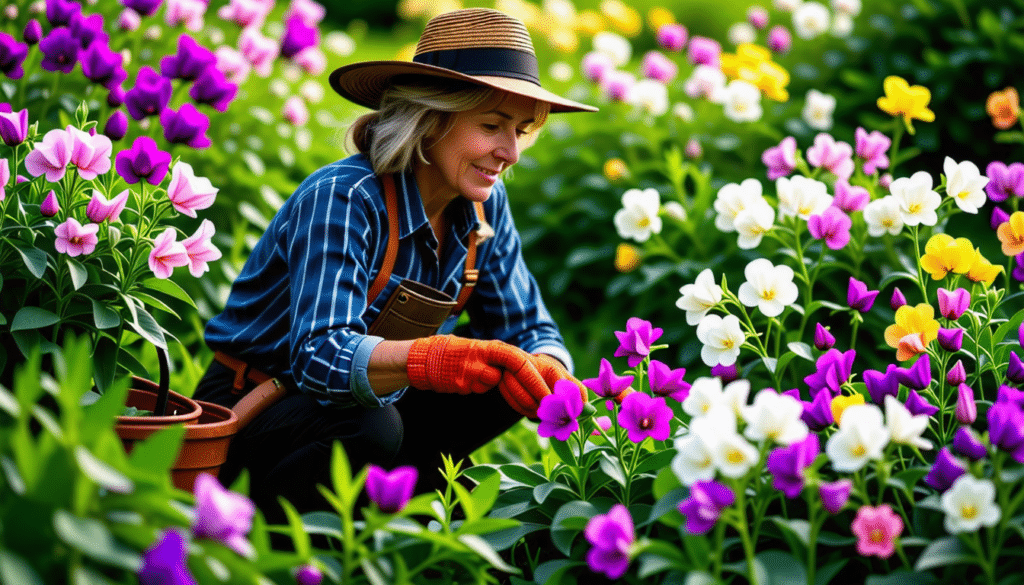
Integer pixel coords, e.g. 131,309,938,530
329,8,597,113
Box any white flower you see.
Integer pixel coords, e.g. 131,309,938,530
324,31,355,56
614,188,663,242
714,178,765,232
737,258,799,318
802,89,836,131
884,395,932,450
628,79,670,116
671,433,718,485
793,1,831,39
744,390,809,445
696,313,745,367
593,30,632,67
776,175,833,219
891,170,941,226
941,475,1001,534
684,65,727,104
722,379,752,420
825,404,890,472
832,0,861,16
663,201,687,222
712,432,760,478
299,80,324,104
943,157,989,214
830,12,854,37
548,61,573,82
728,22,757,45
683,376,728,418
774,0,804,11
734,200,776,249
863,195,904,236
672,102,695,122
722,80,763,123
677,269,723,326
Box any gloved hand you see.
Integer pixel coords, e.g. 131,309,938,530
529,353,588,404
406,336,546,398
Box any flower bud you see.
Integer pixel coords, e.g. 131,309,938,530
813,323,835,351
992,206,1010,230
294,564,323,585
685,138,702,159
819,479,852,514
879,173,893,189
23,19,42,45
103,110,128,140
40,190,59,216
937,327,964,352
890,287,907,310
1008,352,1024,384
952,427,987,461
711,363,738,384
947,360,966,386
955,383,976,424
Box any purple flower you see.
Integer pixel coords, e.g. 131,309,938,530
687,36,720,66
280,14,320,59
107,85,125,108
711,363,739,383
952,427,987,461
762,136,797,180
138,530,197,585
192,473,255,557
293,564,323,585
161,34,216,82
863,364,900,404
814,323,835,351
581,51,614,83
86,189,129,223
748,6,769,28
583,358,634,399
618,392,672,443
955,383,976,424
80,40,126,89
0,104,28,146
992,206,1011,230
767,25,791,53
366,464,418,513
656,23,687,51
808,206,853,250
103,110,128,140
801,388,835,431
648,359,689,401
937,327,963,352
23,20,43,45
1019,321,1024,348
124,66,172,120
39,27,79,73
819,479,852,514
804,348,855,396
924,447,966,492
988,400,1024,462
766,433,820,498
890,287,907,310
585,504,635,579
947,360,967,386
1009,352,1024,385
122,0,164,17
160,103,211,148
678,479,735,534
189,66,237,112
937,287,970,320
833,180,870,213
0,33,29,79
806,133,854,181
69,12,108,49
46,0,82,27
998,384,1024,406
984,161,1024,202
115,135,171,185
537,379,585,441
640,51,677,84
904,390,938,417
847,277,879,312
895,354,931,390
855,127,891,175
613,317,663,367
41,190,60,216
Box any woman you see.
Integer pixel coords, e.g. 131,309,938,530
195,8,596,518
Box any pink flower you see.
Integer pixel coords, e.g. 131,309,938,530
618,392,672,443
239,26,279,78
656,23,687,51
69,126,113,180
767,25,792,53
581,51,614,83
855,127,891,175
851,504,903,559
806,133,854,181
747,6,769,28
807,206,852,250
117,8,141,31
148,228,190,278
0,157,10,201
24,127,75,182
182,219,222,276
86,189,129,222
283,96,309,126
54,217,99,257
762,136,797,180
537,379,585,441
214,46,251,85
833,180,870,212
166,162,218,218
293,46,326,75
640,51,677,84
192,473,255,558
40,190,59,216
687,36,720,67
217,0,272,29
166,0,207,32
600,70,635,102
286,0,327,26
591,415,612,436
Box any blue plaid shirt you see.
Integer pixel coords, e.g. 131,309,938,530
205,154,572,408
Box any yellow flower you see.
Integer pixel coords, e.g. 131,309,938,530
603,158,629,181
877,75,935,134
575,10,605,35
966,253,1003,286
720,44,789,102
884,304,939,362
601,0,642,37
547,27,579,53
997,211,1024,256
920,234,977,280
831,393,865,427
647,7,675,32
615,243,642,272
756,61,790,102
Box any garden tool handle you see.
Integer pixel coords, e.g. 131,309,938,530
231,377,288,430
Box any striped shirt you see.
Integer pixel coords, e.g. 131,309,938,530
205,154,572,408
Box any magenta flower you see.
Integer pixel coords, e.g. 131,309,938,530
41,190,60,217
600,70,634,102
989,400,1024,462
924,447,966,492
895,353,931,390
293,564,323,585
685,139,703,159
591,415,612,436
69,126,113,180
890,287,907,310
181,219,222,276
952,427,987,461
585,504,635,579
161,34,215,82
55,217,99,257
86,189,129,223
47,0,82,27
761,136,797,180
711,363,739,383
537,379,584,441
747,5,769,28
833,180,870,213
640,51,677,84
103,110,128,140
39,27,79,74
847,277,879,312
138,529,197,585
124,66,173,120
855,127,891,175
937,327,963,352
767,25,792,53
116,135,172,185
806,133,854,181
582,358,634,399
803,348,855,396
70,13,109,50
365,464,418,513
801,388,834,431
293,46,326,75
0,104,28,146
618,392,672,443
122,0,164,17
0,158,9,201
766,433,820,498
813,323,835,351
23,20,43,45
166,161,217,217
863,364,900,404
239,27,279,78
819,479,852,514
687,36,720,66
283,96,309,126
160,103,212,148
678,479,734,535
280,13,320,59
192,473,255,558
984,161,1024,202
937,287,970,320
0,33,29,79
165,0,206,31
904,390,938,417
117,8,141,32
189,67,237,112
993,206,1011,230
656,23,687,51
25,127,75,181
648,359,689,401
851,504,902,559
1008,352,1024,384
613,317,663,367
955,383,976,424
1020,321,1024,348
286,0,327,25
808,206,852,250
581,51,614,83
947,360,966,385
149,228,190,278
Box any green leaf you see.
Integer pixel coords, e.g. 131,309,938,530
599,452,626,486
359,558,389,585
14,245,48,278
125,425,185,477
994,131,1024,144
130,291,180,320
815,559,848,585
635,448,677,476
91,300,120,330
470,469,502,511
914,535,973,571
52,510,141,571
533,559,584,585
278,498,311,559
479,522,545,551
757,550,806,585
67,258,88,290
459,533,521,574
0,550,44,585
500,463,548,487
301,511,345,540
75,446,134,494
10,307,60,331
866,570,938,585
787,341,814,362
550,500,601,556
125,302,166,349
534,481,574,504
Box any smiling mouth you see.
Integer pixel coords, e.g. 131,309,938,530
474,164,501,176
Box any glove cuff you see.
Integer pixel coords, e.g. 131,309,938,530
407,336,443,389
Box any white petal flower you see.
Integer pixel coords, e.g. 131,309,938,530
614,188,663,242
884,395,933,450
825,404,890,472
714,178,765,232
943,156,989,214
671,433,718,485
863,195,904,236
793,1,831,39
744,389,810,446
722,379,752,420
673,102,695,122
696,314,745,367
682,376,727,418
830,12,854,37
941,475,1001,534
592,30,632,67
737,258,799,318
728,22,757,45
723,80,763,123
734,200,776,250
663,201,687,222
677,269,723,326
628,79,670,116
712,432,760,478
802,89,836,131
684,65,727,103
776,175,833,220
891,170,941,226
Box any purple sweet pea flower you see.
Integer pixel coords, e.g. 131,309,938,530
115,135,171,185
1019,321,1024,348
801,388,835,431
192,473,255,558
160,103,212,148
122,0,164,17
103,110,128,140
814,323,835,351
189,66,237,112
23,20,43,45
984,161,1024,203
0,33,29,79
583,358,634,399
863,364,900,404
1008,352,1024,385
124,66,172,120
808,206,853,250
39,27,79,73
293,564,323,585
0,104,28,146
890,287,907,310
161,34,216,82
69,12,108,49
937,327,964,352
767,25,791,53
993,206,1012,233
648,359,689,401
656,23,688,51
833,180,870,213
678,479,735,534
847,277,879,312
895,354,931,390
86,189,129,223
806,133,854,181
989,400,1024,462
952,427,987,461
537,379,585,441
107,85,125,108
687,36,720,66
904,389,938,417
618,392,672,443
40,190,59,216
585,504,635,579
997,384,1024,406
955,383,976,424
613,317,663,367
804,348,855,396
947,360,967,386
937,287,970,320
80,40,126,89
138,530,197,585
711,363,739,383
1014,253,1024,283
280,14,320,59
365,464,418,514
761,136,797,180
640,51,677,84
855,127,891,175
46,0,82,27
819,479,852,514
766,433,820,498
924,447,966,492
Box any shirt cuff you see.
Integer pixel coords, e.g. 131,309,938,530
350,335,406,407
530,344,575,375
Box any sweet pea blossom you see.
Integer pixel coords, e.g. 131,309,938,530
656,23,687,51
808,206,852,250
744,389,809,445
215,46,251,85
734,200,776,249
239,26,279,78
826,403,890,471
820,479,852,513
955,383,976,424
40,190,59,216
582,358,634,399
365,465,417,514
672,411,731,484
584,504,635,579
804,348,855,396
55,218,99,257
924,447,967,493
863,195,904,236
614,188,662,243
793,1,830,39
613,317,663,367
941,475,1000,534
833,180,869,213
766,433,819,497
25,127,75,181
802,89,836,130
640,51,676,84
943,157,989,214
0,158,9,201
802,388,835,431
166,161,218,217
987,400,1024,462
713,178,765,232
776,175,832,220
678,480,735,534
182,219,222,276
806,133,854,181
953,427,987,461
722,80,763,123
116,135,172,185
851,505,902,559
855,127,891,174
537,379,584,440
847,277,879,312
684,64,726,103
125,66,173,120
712,431,760,478
293,564,323,585
149,228,190,278
218,0,272,29
103,110,128,140
683,376,732,418
676,268,722,325
161,103,212,148
0,105,29,146
937,287,970,320
891,170,941,226
283,95,309,126
86,189,129,223
984,161,1024,202
648,360,689,401
884,395,932,450
767,24,792,53
618,392,672,443
737,258,798,318
687,36,721,66
0,32,30,79
696,313,745,367
68,126,113,180
921,234,977,279
192,473,255,558
138,530,197,585
600,69,634,102
877,75,935,133
39,27,79,73
762,136,797,180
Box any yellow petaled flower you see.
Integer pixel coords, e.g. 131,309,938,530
647,6,675,32
547,27,579,53
576,10,605,35
831,394,865,427
615,243,642,272
737,43,772,63
720,44,789,102
986,87,1020,130
604,158,629,181
601,0,642,36
884,304,940,362
920,233,977,280
997,211,1024,256
757,61,790,102
877,75,936,134
966,253,1003,286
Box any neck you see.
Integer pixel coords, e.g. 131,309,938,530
413,160,458,221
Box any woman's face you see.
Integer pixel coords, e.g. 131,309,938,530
420,92,539,204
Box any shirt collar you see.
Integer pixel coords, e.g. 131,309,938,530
396,170,479,242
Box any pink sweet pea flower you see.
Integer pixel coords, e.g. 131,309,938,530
618,392,672,443
239,26,279,78
537,379,585,441
55,217,99,257
640,51,677,84
762,136,797,180
40,190,60,216
851,504,903,559
165,0,207,32
613,317,663,367
806,133,854,181
182,219,222,276
283,95,309,126
833,180,870,213
148,228,190,278
68,126,113,180
287,0,327,26
192,473,256,558
86,189,129,222
591,415,612,436
214,46,251,85
217,0,272,29
807,206,852,250
855,127,891,175
293,46,326,75
0,157,10,201
24,127,75,182
166,161,218,217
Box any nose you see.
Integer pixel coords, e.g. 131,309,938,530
494,129,520,166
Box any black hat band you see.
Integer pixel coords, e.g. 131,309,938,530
413,47,540,85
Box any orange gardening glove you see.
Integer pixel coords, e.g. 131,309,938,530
530,353,588,404
406,335,544,396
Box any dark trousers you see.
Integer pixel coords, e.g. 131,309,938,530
194,361,523,521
